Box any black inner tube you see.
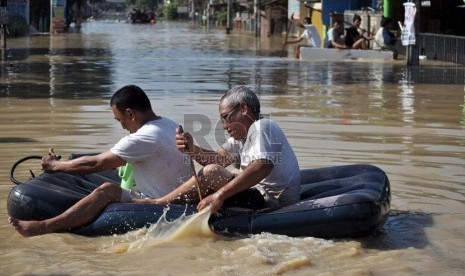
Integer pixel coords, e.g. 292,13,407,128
9,155,42,185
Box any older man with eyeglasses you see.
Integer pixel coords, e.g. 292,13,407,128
155,86,301,214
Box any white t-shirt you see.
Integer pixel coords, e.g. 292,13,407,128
301,25,317,47
222,119,301,206
373,27,385,50
327,28,336,43
111,117,192,198
326,27,344,47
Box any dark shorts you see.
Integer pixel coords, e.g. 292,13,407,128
223,188,265,210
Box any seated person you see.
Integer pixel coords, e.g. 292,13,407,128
325,20,347,49
154,86,301,214
344,14,368,49
284,17,317,59
373,16,398,58
8,85,193,237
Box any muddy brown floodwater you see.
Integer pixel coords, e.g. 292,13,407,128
1,20,465,275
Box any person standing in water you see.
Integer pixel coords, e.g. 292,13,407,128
284,17,318,59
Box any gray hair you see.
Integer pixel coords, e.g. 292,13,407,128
220,86,261,114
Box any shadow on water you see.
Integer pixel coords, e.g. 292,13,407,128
401,65,465,85
1,46,113,98
0,137,37,143
360,210,434,250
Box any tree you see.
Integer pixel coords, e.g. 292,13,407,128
126,0,160,11
163,3,178,20
64,0,105,31
135,0,159,11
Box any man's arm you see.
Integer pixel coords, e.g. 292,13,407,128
284,37,304,45
331,40,347,49
176,130,234,167
197,159,274,213
190,146,234,167
41,150,126,175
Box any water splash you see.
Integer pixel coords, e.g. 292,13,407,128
101,205,214,253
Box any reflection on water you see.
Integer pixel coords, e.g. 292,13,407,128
2,21,465,100
0,21,465,275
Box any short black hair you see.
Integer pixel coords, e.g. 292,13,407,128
380,16,392,28
110,85,152,113
353,14,362,23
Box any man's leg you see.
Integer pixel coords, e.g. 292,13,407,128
200,164,234,191
295,45,302,59
154,175,203,204
155,164,234,204
352,38,367,49
9,182,122,237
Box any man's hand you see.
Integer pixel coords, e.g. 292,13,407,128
197,191,224,214
176,127,194,154
41,148,60,173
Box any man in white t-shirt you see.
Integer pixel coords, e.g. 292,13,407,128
9,85,192,236
373,16,398,58
325,20,347,49
156,86,301,214
110,116,192,199
284,17,317,59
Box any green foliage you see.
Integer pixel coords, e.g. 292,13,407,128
7,15,28,37
163,3,178,20
217,10,227,25
127,0,158,11
136,0,158,10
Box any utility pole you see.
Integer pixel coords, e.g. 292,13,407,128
226,0,231,34
191,0,195,25
254,0,260,37
206,0,210,29
405,0,420,66
0,0,7,50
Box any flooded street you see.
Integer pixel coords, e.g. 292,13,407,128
1,20,465,275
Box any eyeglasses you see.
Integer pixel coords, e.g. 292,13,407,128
220,105,239,124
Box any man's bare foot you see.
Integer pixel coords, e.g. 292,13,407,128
8,217,48,237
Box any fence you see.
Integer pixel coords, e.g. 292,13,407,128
417,33,465,65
